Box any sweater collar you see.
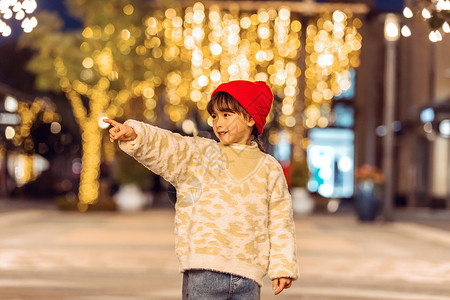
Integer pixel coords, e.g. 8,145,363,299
218,141,263,159
228,141,258,150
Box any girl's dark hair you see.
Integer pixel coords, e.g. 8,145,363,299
207,91,265,152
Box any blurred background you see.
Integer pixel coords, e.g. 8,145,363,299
1,0,449,217
0,0,449,299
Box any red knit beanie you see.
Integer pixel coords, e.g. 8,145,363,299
211,80,273,135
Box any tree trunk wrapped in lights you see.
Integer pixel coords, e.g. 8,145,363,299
20,1,181,208
58,69,127,206
78,120,102,207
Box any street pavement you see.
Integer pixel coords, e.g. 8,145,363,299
0,201,449,300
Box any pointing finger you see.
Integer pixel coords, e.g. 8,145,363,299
103,118,120,127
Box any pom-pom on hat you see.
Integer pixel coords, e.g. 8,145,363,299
211,80,273,135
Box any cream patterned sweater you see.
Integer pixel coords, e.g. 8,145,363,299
119,120,299,286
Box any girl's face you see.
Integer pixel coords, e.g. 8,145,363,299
211,109,255,145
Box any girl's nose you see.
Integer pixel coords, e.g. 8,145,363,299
216,117,225,127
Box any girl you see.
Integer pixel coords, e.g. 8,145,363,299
105,80,299,299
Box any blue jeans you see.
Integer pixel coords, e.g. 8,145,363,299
182,269,260,300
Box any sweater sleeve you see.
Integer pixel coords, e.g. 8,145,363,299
267,166,299,280
118,119,196,187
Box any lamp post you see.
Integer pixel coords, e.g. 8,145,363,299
383,13,400,221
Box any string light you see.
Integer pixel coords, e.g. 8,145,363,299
174,4,301,127
401,25,412,37
421,8,431,19
0,0,37,37
12,98,60,149
442,21,450,33
4,98,60,187
5,126,15,139
303,11,361,131
403,7,414,18
47,2,363,208
437,0,450,11
402,0,450,42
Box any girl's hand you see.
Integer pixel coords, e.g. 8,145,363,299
272,277,292,295
104,119,137,142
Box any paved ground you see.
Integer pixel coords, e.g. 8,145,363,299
0,200,450,300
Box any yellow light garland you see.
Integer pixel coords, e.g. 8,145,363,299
153,4,302,130
6,98,60,186
49,2,363,209
303,11,361,129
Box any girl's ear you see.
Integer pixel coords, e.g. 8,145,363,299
247,118,256,127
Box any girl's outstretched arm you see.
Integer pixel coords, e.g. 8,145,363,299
104,119,200,188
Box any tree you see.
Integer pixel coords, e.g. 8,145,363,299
19,0,188,209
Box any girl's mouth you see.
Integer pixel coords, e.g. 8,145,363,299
218,131,228,137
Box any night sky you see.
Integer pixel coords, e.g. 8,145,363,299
36,0,83,29
0,0,82,42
